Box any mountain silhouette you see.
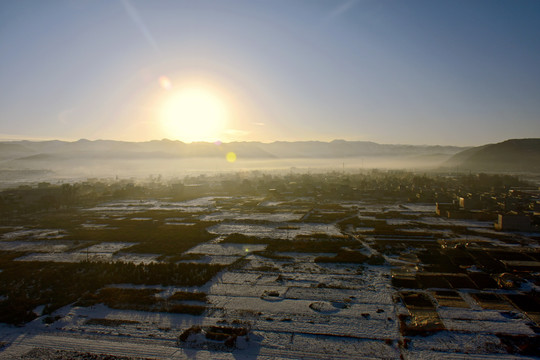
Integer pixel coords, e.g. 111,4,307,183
444,138,540,172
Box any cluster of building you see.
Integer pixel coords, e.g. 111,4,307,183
436,187,540,232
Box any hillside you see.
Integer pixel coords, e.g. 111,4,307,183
0,139,467,181
0,139,464,161
444,138,540,172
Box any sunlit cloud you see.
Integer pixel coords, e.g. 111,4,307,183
121,0,161,55
253,122,265,126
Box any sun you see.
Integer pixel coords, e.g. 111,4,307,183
160,87,228,142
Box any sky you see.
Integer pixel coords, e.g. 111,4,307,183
1,0,539,146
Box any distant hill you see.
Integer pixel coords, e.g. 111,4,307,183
0,142,36,160
0,139,470,180
444,138,540,173
0,139,465,162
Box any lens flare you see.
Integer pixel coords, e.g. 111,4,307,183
226,152,237,163
159,76,172,90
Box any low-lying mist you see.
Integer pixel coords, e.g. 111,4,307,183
0,154,453,187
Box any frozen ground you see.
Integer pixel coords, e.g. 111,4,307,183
208,223,342,238
1,198,539,359
0,240,72,253
186,243,267,256
200,211,303,222
88,197,228,214
1,229,65,241
2,255,537,359
15,242,137,263
0,263,401,360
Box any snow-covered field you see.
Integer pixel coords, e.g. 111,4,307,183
15,242,138,263
0,263,401,359
0,240,71,253
208,223,342,238
1,197,539,359
186,243,267,256
200,211,303,222
88,197,229,214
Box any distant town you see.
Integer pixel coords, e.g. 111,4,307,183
2,0,539,356
0,170,539,358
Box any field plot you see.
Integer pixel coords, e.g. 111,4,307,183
201,211,303,222
1,191,540,359
88,197,225,214
15,242,136,263
1,229,66,241
0,240,72,253
208,223,342,238
186,243,267,256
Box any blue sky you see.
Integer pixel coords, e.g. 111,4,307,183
1,0,539,145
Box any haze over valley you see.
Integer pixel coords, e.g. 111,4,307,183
1,1,540,359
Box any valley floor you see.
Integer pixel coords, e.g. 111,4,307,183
1,194,539,359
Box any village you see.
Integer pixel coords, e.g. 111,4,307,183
0,170,539,359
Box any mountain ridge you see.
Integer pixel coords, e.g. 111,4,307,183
444,138,540,172
2,139,539,179
0,139,466,162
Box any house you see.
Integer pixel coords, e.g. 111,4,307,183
495,212,531,231
436,202,455,216
459,195,482,210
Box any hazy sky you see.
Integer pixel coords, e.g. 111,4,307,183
1,0,539,145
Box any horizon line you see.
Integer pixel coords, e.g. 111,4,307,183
0,136,496,148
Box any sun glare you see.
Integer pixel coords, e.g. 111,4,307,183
161,87,228,142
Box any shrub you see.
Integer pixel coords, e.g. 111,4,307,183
168,304,206,316
168,291,207,302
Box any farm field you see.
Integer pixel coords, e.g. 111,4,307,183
0,173,539,359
